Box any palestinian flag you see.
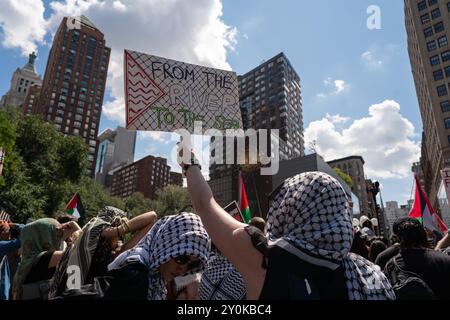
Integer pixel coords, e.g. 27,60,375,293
239,174,252,224
409,174,448,236
64,193,85,220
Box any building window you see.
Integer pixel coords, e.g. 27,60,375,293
428,0,437,5
434,69,444,81
448,2,450,12
438,36,448,48
443,51,450,62
431,55,440,66
434,22,444,33
418,1,427,11
441,100,450,112
424,26,434,38
445,66,450,77
421,13,431,24
437,84,448,96
445,118,450,129
431,8,441,20
427,40,437,51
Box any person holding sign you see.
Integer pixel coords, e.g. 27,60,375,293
180,142,395,300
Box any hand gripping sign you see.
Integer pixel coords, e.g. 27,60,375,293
124,49,243,133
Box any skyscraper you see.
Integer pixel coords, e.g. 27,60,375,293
1,52,42,108
239,52,304,159
405,0,450,208
95,126,136,188
327,156,371,216
208,53,304,210
34,16,110,176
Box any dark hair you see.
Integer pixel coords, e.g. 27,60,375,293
390,234,399,246
396,218,428,249
369,240,387,262
362,220,373,230
56,214,76,224
392,217,409,236
249,217,266,232
376,236,389,247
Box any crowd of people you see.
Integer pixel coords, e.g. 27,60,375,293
1,148,450,300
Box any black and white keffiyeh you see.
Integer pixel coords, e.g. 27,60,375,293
266,172,395,300
48,206,127,298
199,253,246,300
108,212,211,300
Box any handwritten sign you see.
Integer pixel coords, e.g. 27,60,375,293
124,50,242,133
223,201,245,223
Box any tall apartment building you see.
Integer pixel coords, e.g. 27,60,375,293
95,126,136,187
239,52,304,159
209,53,304,209
385,201,408,232
1,52,42,108
327,156,371,217
110,155,182,200
405,0,450,208
22,85,42,115
33,16,110,176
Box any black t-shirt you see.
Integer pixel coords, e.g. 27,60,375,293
389,248,450,300
244,226,348,300
375,244,400,270
24,251,56,284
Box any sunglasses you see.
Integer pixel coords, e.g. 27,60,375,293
174,255,202,270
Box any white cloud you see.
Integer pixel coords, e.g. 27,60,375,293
0,0,47,55
361,44,400,70
305,100,420,179
361,51,383,69
138,131,175,144
334,80,346,93
317,77,349,98
42,0,238,125
325,113,350,124
112,0,127,11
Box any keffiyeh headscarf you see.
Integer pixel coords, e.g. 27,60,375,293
12,218,63,300
48,206,127,298
199,253,246,300
266,172,395,300
108,212,210,300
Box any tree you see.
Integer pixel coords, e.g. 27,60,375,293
333,167,353,189
0,108,19,187
123,192,155,217
0,108,124,223
154,185,193,217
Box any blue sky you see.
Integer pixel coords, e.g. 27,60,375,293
0,0,423,205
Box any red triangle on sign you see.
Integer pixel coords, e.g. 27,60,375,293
124,50,166,127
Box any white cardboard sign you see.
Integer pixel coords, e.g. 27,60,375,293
124,50,242,133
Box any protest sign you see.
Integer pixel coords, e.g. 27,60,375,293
223,200,245,223
124,50,242,133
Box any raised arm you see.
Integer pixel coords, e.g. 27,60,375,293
185,165,266,299
101,211,157,240
435,231,450,251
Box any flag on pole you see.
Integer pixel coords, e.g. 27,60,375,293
239,174,252,224
64,193,85,220
409,174,448,236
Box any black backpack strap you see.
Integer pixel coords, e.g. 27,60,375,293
244,226,268,269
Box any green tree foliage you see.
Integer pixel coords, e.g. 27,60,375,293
0,107,124,223
123,186,192,218
154,185,193,217
124,192,155,217
333,167,353,189
0,109,19,187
